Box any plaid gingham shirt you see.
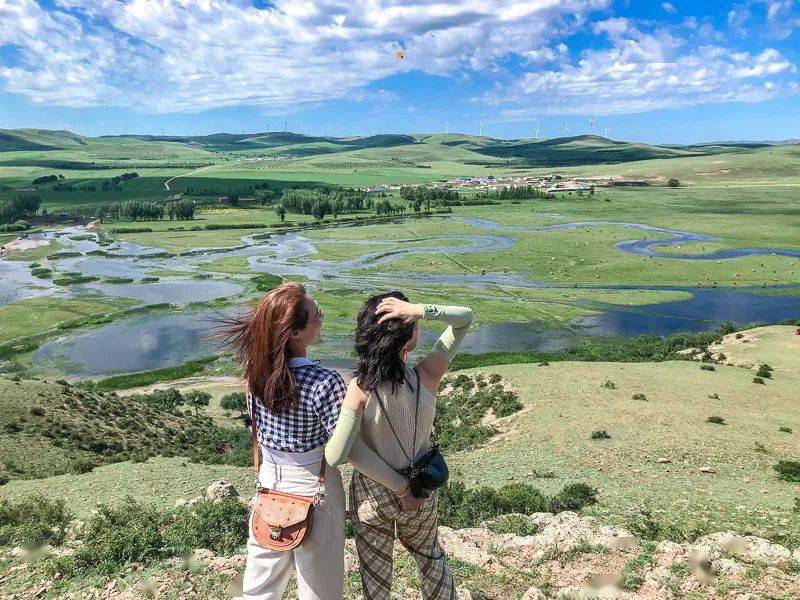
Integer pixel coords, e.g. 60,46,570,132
249,357,346,453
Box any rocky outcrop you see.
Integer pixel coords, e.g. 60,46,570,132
205,479,239,502
3,506,798,599
439,513,800,599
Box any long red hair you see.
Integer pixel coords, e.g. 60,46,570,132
218,282,310,413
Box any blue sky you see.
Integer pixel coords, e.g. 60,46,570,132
1,0,798,144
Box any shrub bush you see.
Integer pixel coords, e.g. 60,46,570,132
601,380,616,389
0,495,72,547
756,364,773,379
591,429,612,439
632,393,647,401
753,377,765,384
437,481,597,529
774,460,800,482
73,498,164,572
779,426,793,434
700,364,715,371
706,416,726,425
163,498,248,556
548,483,599,513
221,391,246,413
70,457,95,474
433,376,522,452
183,390,212,407
485,514,538,536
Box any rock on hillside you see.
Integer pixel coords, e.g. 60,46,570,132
41,512,798,599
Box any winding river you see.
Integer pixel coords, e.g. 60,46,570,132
0,217,797,377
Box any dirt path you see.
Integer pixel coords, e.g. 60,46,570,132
164,164,217,190
116,375,242,396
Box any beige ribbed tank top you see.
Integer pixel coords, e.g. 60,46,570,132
360,364,437,471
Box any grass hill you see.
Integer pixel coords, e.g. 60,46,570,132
2,327,797,546
104,131,418,155
0,129,87,152
0,378,247,482
476,134,704,166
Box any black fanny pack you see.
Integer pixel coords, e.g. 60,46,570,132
373,368,449,499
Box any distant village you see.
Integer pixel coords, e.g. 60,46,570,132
360,173,650,194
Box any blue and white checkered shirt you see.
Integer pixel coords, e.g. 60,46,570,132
248,357,346,453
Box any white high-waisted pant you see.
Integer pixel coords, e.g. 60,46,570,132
241,459,345,600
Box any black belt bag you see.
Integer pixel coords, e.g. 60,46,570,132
372,368,449,499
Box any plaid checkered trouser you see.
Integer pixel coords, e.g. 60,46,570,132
350,471,457,600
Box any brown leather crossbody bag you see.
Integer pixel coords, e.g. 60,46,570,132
248,390,325,551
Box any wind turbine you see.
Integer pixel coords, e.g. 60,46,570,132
534,123,541,140
564,122,570,136
588,118,596,135
479,121,485,137
445,121,450,134
604,126,610,138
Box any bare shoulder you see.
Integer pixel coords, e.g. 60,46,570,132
413,361,443,397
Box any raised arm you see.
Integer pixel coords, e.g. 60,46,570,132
417,303,473,384
375,297,473,392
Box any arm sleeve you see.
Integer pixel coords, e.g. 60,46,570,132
324,407,361,467
423,304,474,363
348,436,407,493
313,372,346,434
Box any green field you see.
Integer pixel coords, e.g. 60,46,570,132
1,326,797,547
5,129,798,213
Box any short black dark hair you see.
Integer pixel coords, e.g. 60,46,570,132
353,291,416,392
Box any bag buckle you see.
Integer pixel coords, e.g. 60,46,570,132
269,526,282,540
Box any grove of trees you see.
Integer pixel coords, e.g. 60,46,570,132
0,193,41,224
108,199,195,221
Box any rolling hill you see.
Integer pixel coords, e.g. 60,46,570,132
0,129,88,152
2,128,726,167
475,134,705,166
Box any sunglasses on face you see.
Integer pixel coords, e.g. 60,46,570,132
308,302,324,324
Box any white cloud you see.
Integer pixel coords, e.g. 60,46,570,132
662,2,677,14
487,22,797,117
0,0,612,112
727,1,799,38
1,0,796,118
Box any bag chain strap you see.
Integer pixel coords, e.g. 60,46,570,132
371,369,421,474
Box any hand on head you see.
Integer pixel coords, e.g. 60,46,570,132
375,297,424,324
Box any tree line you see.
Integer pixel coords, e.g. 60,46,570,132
473,185,555,201
107,199,195,221
276,187,373,221
0,193,41,225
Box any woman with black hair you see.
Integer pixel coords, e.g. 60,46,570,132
325,292,473,600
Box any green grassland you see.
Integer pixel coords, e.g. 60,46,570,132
6,130,795,214
296,187,800,288
448,327,800,545
2,326,797,547
0,297,137,340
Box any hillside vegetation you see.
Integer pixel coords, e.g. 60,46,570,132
0,378,247,481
